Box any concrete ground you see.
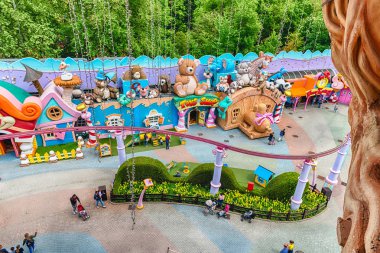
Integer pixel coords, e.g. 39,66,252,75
0,104,350,253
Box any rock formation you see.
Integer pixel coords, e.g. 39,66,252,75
322,1,380,252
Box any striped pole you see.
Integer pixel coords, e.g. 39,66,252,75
273,102,283,124
175,109,188,132
206,108,217,128
81,110,98,147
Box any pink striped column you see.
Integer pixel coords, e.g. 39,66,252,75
274,96,286,124
175,109,188,132
206,108,217,128
115,130,126,166
81,110,98,148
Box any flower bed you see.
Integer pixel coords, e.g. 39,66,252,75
115,181,327,214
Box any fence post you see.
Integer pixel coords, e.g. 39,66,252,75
316,204,320,212
286,210,291,221
178,194,182,203
194,195,198,204
125,194,128,202
229,203,234,211
302,209,307,219
267,209,273,219
161,192,164,201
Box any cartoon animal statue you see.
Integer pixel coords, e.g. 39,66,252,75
234,62,256,87
331,73,346,91
173,58,208,97
265,81,276,91
59,61,73,81
240,103,273,139
217,96,233,120
229,81,239,95
267,67,288,82
203,67,213,90
254,71,268,94
249,52,273,84
216,76,230,93
123,65,147,80
72,86,83,99
81,93,95,105
138,85,150,99
315,70,331,89
148,88,160,98
208,58,236,86
158,75,171,93
93,70,118,103
273,79,292,98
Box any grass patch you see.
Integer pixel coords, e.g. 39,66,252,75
36,142,78,155
168,162,199,177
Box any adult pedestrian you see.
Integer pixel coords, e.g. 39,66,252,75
70,194,81,214
279,243,289,253
144,133,148,146
268,133,275,145
278,129,286,142
22,232,37,253
165,134,171,150
94,190,106,208
15,245,24,253
317,95,323,108
288,240,295,253
0,245,9,253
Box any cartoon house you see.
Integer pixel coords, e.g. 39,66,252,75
253,165,275,188
35,82,81,147
0,81,42,156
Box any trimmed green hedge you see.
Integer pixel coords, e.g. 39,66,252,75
263,172,307,202
186,163,245,192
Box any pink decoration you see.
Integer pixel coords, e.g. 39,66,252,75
54,131,66,140
273,103,284,124
255,113,274,126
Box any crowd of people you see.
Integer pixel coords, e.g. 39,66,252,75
0,232,35,253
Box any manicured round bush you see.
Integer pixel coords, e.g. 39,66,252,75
113,156,181,193
185,163,244,191
263,172,307,202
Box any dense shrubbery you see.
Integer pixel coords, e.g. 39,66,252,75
263,172,304,202
114,157,327,214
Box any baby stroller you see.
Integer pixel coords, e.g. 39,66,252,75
77,204,90,221
203,200,217,216
241,210,255,223
217,204,230,219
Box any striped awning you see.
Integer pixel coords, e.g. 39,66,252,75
282,68,338,79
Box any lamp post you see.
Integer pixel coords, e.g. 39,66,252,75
137,178,154,210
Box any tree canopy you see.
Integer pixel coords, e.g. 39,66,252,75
0,0,329,59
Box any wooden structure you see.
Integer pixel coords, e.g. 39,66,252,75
217,87,282,139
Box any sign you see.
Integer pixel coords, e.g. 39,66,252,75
173,94,220,110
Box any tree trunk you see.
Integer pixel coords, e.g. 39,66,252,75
322,1,380,252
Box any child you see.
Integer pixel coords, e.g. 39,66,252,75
280,243,289,253
268,133,275,145
77,204,90,220
288,240,295,253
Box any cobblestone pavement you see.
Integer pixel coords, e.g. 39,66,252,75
0,106,350,253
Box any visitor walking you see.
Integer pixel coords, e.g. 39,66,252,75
279,243,289,253
94,190,106,208
70,194,81,214
317,95,323,108
22,232,37,253
0,245,9,253
278,129,286,142
334,103,338,113
144,133,148,146
268,133,275,145
311,96,317,107
165,134,171,150
15,245,24,253
288,240,295,253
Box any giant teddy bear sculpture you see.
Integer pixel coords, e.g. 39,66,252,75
173,58,208,97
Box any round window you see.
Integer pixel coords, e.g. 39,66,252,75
47,106,63,121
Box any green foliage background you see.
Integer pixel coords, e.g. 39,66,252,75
0,0,329,59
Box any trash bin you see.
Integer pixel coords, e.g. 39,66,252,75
247,182,254,191
98,185,107,201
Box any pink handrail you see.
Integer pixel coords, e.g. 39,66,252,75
0,126,350,160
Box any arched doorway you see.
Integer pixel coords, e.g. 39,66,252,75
188,109,199,126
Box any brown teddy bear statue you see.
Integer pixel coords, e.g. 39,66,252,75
122,65,147,80
174,58,208,97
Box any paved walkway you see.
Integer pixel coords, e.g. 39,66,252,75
0,105,351,253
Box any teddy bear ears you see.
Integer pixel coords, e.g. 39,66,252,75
178,57,200,67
